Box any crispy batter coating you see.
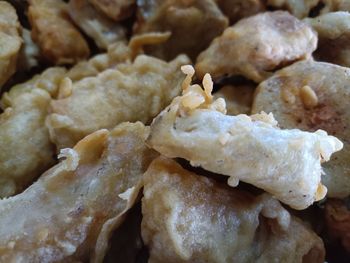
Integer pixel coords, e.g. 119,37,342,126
88,0,135,21
213,84,255,115
0,1,22,88
304,11,350,67
47,54,190,150
252,60,350,198
321,0,350,13
28,0,90,65
215,0,265,23
267,0,319,18
68,0,126,50
195,11,317,83
0,122,156,263
325,199,350,253
135,0,228,60
0,67,66,198
17,28,39,71
147,66,343,210
142,157,325,263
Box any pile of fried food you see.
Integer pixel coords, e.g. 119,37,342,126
1,0,350,262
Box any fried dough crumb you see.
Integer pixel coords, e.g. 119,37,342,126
300,85,318,109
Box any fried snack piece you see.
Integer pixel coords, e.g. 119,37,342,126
304,12,350,67
17,28,39,71
215,0,265,23
68,0,126,50
147,66,343,210
0,1,22,88
66,33,170,81
195,11,317,83
142,157,325,263
266,0,319,18
28,0,90,65
88,0,135,21
0,122,156,263
0,67,66,197
213,84,255,115
47,54,190,150
321,0,350,13
135,0,228,60
252,61,350,198
325,199,350,253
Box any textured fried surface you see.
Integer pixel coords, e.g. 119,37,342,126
88,0,135,21
305,11,350,67
267,0,319,18
28,0,90,65
195,11,317,82
142,157,325,263
0,67,66,197
68,0,126,50
325,199,350,253
147,68,342,209
135,0,228,60
0,122,156,263
252,60,350,198
213,84,255,115
0,1,22,88
215,0,265,23
17,28,39,71
47,54,190,149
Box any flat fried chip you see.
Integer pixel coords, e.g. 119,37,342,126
135,0,228,60
0,1,22,88
28,0,90,65
252,60,350,198
68,0,126,50
0,67,66,197
47,54,190,149
147,66,343,210
0,122,156,263
142,157,325,263
304,11,350,67
195,11,317,82
213,84,255,115
88,0,135,21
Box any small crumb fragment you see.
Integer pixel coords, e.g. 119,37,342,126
300,85,318,109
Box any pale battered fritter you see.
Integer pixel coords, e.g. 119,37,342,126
17,28,39,72
88,0,135,21
0,1,22,89
68,0,126,50
142,157,325,263
47,54,190,149
304,11,350,67
147,66,343,210
0,122,156,263
135,0,228,60
252,60,350,198
213,84,255,115
28,0,90,64
0,67,66,197
195,11,317,82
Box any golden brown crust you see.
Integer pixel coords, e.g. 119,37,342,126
134,0,228,60
0,1,22,88
28,0,90,65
